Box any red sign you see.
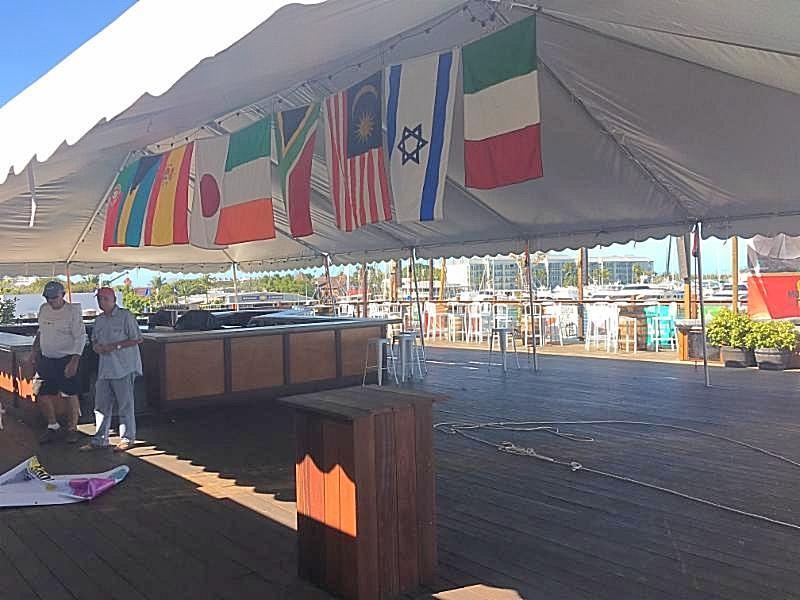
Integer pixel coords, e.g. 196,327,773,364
748,274,800,319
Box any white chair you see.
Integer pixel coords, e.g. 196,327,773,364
424,302,447,340
362,337,398,387
585,303,620,352
465,302,484,343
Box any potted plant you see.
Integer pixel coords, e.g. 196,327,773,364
706,308,755,367
746,320,798,371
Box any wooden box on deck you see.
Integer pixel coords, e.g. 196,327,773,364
281,387,438,600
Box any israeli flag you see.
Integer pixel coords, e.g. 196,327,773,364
386,49,459,222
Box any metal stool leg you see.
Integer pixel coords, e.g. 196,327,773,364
499,330,508,373
386,342,399,384
511,331,521,369
487,331,494,370
376,340,384,386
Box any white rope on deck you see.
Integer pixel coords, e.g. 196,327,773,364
435,420,800,532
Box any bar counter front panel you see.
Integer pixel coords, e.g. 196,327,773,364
1,317,392,415
143,318,389,411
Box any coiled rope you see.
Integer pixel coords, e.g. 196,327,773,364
434,420,800,531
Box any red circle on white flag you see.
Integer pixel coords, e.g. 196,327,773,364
199,174,221,217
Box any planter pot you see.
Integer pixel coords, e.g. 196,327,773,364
754,348,792,371
720,346,756,368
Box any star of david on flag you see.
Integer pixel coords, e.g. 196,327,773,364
398,124,428,165
386,48,459,222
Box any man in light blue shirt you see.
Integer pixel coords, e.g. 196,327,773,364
80,287,142,452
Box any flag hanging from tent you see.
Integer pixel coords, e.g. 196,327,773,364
276,103,320,238
102,145,193,250
324,71,392,231
463,15,542,189
386,49,459,222
190,118,276,248
144,142,193,246
102,160,138,251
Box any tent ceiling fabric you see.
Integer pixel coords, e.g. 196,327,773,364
1,0,799,275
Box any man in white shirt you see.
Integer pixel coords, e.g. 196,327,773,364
23,280,87,444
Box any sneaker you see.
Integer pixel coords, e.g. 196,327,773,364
113,441,132,453
39,428,61,444
78,443,107,452
65,430,81,444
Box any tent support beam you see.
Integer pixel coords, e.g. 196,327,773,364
66,151,134,265
361,257,368,318
27,165,37,228
323,254,336,313
694,223,711,387
411,248,427,362
525,241,538,372
731,237,739,312
231,262,239,310
65,263,72,303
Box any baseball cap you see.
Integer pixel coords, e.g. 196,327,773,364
42,280,65,299
95,287,116,300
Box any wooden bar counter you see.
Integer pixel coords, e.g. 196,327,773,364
0,332,35,415
141,316,395,411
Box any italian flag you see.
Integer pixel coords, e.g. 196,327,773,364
463,16,542,189
190,118,276,248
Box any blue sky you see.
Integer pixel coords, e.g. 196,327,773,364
1,2,745,286
0,1,136,107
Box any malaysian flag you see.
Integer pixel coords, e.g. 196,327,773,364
324,71,393,231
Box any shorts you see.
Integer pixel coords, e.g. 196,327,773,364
32,355,80,397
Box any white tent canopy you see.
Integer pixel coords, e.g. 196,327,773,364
1,0,799,275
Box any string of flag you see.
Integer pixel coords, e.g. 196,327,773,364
102,12,541,252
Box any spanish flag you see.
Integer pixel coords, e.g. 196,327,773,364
143,143,194,246
102,143,193,251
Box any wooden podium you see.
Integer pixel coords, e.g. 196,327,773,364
280,387,438,600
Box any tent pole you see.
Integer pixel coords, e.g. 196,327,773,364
27,165,38,228
428,258,435,302
231,262,239,311
362,258,368,319
577,248,588,340
731,237,739,313
694,223,711,387
65,263,73,303
525,241,539,372
439,258,447,301
411,248,427,359
324,254,336,315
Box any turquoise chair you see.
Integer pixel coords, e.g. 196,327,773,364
644,304,677,351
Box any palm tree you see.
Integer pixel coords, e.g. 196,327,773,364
150,275,165,292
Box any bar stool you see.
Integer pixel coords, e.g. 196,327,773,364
487,327,521,372
394,331,425,382
362,337,398,387
618,315,638,353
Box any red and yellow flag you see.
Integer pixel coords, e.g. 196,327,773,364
143,143,194,246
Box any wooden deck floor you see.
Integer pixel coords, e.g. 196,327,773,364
2,348,800,599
